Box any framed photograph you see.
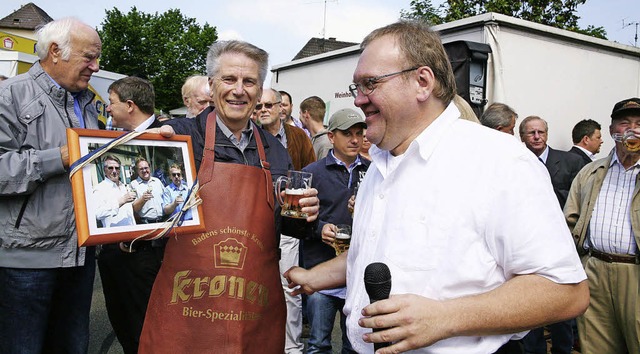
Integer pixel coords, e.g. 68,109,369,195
67,128,204,246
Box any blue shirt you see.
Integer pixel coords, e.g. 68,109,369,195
161,181,193,221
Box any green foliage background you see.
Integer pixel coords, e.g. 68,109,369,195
98,7,218,111
400,0,607,39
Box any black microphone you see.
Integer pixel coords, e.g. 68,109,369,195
364,262,392,351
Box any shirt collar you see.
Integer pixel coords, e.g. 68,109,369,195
537,145,550,163
134,115,156,132
573,145,595,160
329,149,363,170
610,147,640,169
369,101,460,177
216,116,254,148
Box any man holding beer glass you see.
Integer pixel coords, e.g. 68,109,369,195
298,108,369,353
139,40,319,353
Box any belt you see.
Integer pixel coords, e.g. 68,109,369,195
119,240,155,253
141,217,163,223
589,248,640,264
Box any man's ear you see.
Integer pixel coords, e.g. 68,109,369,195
49,43,61,63
327,131,335,144
416,66,435,102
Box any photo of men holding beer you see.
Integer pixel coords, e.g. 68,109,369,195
299,108,369,353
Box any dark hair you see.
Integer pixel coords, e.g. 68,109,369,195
572,119,602,144
299,96,326,123
279,90,292,105
108,76,155,115
103,154,121,167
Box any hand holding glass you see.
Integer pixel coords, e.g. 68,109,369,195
276,171,313,219
334,224,351,256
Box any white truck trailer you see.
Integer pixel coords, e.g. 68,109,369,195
270,12,640,157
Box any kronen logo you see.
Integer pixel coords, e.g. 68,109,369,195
214,238,247,269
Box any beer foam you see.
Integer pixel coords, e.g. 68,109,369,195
285,188,305,195
336,233,351,239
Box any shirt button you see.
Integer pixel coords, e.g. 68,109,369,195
379,194,384,199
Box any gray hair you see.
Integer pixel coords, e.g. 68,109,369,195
35,17,86,61
206,40,269,84
519,115,548,136
481,103,518,130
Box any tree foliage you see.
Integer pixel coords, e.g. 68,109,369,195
400,0,607,40
98,7,217,111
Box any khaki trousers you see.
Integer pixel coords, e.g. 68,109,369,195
578,255,639,354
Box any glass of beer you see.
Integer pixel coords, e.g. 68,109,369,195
333,224,351,256
276,171,313,219
613,129,640,152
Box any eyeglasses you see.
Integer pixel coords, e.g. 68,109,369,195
255,102,280,110
106,166,120,170
349,67,420,97
172,173,182,177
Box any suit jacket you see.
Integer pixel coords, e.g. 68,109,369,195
284,123,316,170
568,146,592,165
545,147,588,208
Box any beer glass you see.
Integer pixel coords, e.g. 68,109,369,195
276,171,313,219
613,129,640,152
333,224,351,256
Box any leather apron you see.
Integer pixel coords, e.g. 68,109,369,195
139,112,285,353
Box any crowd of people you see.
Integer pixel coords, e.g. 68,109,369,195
0,14,638,354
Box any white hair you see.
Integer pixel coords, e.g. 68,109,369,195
35,17,86,61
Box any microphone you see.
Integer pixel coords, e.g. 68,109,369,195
364,262,392,351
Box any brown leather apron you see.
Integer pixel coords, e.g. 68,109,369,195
139,112,285,353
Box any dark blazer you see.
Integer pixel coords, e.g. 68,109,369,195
545,147,588,208
568,146,592,165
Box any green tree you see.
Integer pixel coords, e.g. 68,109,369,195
98,7,217,111
400,0,607,40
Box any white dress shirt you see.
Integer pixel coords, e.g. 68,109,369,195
345,103,587,353
93,179,135,227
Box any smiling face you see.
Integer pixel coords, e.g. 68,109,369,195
210,52,262,131
136,160,151,181
280,93,292,121
103,159,121,183
47,25,101,92
352,36,418,154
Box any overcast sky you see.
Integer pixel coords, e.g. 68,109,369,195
3,0,638,79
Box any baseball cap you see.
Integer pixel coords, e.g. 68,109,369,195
611,98,640,120
327,108,366,132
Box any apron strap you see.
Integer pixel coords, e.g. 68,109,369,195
251,121,275,210
199,111,218,185
200,112,274,210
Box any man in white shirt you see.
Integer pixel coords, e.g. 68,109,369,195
285,20,589,354
93,155,136,227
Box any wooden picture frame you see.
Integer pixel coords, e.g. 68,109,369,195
67,128,204,246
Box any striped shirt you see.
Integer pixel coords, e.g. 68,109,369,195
589,151,640,255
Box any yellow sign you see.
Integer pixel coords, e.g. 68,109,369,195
0,31,37,54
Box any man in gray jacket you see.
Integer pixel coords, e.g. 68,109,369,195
0,17,102,354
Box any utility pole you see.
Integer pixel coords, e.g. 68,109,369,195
622,19,639,47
